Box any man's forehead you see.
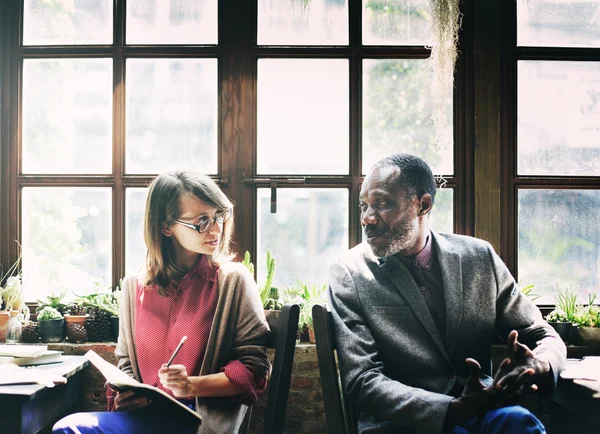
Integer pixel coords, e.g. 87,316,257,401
360,166,402,196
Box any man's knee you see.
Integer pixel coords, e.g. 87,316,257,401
483,405,546,434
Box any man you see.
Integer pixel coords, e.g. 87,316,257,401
328,153,566,434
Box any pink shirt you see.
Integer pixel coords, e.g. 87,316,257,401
134,255,264,402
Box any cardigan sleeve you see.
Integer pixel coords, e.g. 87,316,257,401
114,275,137,379
224,264,271,402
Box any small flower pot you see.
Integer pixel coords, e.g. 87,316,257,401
39,318,65,343
110,315,119,342
548,322,572,344
573,326,600,349
0,311,9,342
64,314,89,327
299,325,310,343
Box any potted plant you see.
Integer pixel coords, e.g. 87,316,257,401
0,251,30,341
73,284,121,342
64,301,89,343
37,306,65,343
295,279,327,344
571,293,600,349
545,309,571,344
243,250,283,311
546,286,578,344
36,290,69,316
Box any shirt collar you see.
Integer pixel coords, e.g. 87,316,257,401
397,232,434,270
189,254,218,281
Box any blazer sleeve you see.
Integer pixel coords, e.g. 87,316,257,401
489,244,567,390
329,260,453,434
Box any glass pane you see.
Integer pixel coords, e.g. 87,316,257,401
23,59,113,174
257,59,349,174
363,0,432,46
517,0,600,48
518,61,600,176
127,0,217,44
363,59,453,175
430,187,453,234
518,189,600,304
22,188,112,301
258,0,348,45
126,59,218,174
257,188,349,288
23,0,112,45
126,188,149,277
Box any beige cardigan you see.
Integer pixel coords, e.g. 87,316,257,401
115,261,271,434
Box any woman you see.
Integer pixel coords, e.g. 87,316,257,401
54,171,270,434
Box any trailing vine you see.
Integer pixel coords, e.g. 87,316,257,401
429,0,462,153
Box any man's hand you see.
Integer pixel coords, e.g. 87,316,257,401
158,364,192,398
113,389,152,412
494,330,551,398
447,358,499,425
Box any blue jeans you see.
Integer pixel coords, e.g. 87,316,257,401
452,406,546,434
52,408,199,434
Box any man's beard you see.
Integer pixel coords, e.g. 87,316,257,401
368,222,417,257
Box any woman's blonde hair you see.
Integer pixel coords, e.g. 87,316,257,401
144,171,234,295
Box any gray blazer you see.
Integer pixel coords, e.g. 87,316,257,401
328,232,566,434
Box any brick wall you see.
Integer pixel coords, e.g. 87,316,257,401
48,342,327,434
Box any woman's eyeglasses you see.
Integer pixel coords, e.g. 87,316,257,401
173,208,232,233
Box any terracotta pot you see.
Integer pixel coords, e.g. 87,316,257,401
0,311,9,342
64,314,89,327
308,327,316,344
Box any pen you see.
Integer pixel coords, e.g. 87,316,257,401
166,335,187,367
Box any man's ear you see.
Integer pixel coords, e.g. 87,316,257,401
161,223,172,237
418,194,433,216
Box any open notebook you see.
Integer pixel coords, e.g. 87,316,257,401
84,350,201,426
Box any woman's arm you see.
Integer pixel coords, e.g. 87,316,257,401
158,365,244,398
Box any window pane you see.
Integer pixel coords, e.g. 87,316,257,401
517,0,600,48
126,188,149,277
22,188,112,301
23,59,112,174
23,0,112,45
430,187,453,234
518,189,600,304
363,59,453,175
126,59,218,174
257,59,349,174
127,0,217,44
257,188,349,287
518,61,600,176
363,0,432,46
258,0,348,46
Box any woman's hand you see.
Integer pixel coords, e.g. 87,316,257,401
158,364,192,397
113,389,152,412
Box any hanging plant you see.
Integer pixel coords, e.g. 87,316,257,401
428,0,462,153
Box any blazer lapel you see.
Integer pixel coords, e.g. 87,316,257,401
432,232,463,356
380,255,449,361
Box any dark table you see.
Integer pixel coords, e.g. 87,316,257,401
0,356,89,434
547,361,600,433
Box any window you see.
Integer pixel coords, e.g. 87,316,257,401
0,0,465,301
510,0,600,304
